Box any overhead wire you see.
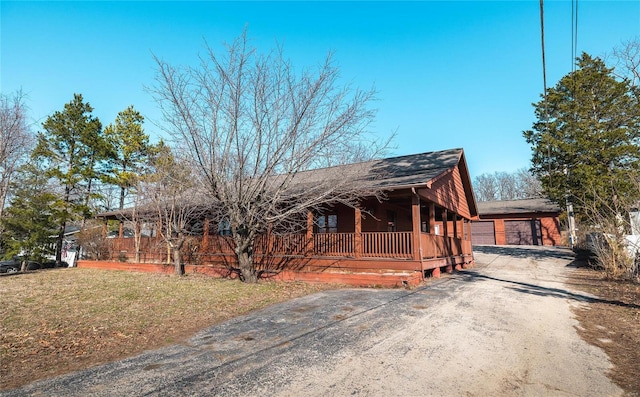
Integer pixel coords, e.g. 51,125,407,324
568,0,579,248
539,0,552,182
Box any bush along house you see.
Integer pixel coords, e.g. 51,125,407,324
82,148,479,287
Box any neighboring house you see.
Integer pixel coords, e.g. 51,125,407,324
471,198,562,246
83,148,479,286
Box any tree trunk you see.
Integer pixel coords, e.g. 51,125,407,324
173,247,184,275
233,231,258,282
237,250,257,282
173,237,186,276
134,221,141,263
55,221,65,265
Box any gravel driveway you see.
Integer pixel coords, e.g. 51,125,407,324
2,245,621,396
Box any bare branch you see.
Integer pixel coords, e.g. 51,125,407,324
0,90,33,218
150,30,388,281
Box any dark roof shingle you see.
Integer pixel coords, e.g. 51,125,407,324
477,198,561,215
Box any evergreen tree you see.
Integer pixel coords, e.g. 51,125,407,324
1,164,59,264
104,105,154,210
523,53,640,219
32,94,106,264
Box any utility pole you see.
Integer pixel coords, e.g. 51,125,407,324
564,165,577,249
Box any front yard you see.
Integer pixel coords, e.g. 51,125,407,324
0,268,339,390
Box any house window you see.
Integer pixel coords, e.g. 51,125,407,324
387,211,397,232
316,214,338,233
218,219,232,236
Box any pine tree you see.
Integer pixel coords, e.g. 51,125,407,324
1,164,59,263
524,53,640,220
104,105,154,210
32,94,106,264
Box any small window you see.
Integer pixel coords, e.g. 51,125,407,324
387,211,397,232
316,214,338,233
218,219,232,236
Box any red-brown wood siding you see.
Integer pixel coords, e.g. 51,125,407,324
540,217,562,245
417,164,472,220
494,219,506,245
336,205,355,233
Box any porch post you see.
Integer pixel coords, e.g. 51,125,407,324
203,219,210,242
428,202,435,234
442,208,451,273
441,208,449,238
452,214,458,239
411,194,422,262
118,221,124,238
354,207,362,259
463,219,469,241
306,211,314,254
102,218,108,237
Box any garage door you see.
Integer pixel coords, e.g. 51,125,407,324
471,221,496,245
505,220,542,245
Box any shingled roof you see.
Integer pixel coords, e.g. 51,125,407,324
98,148,475,218
292,148,464,189
477,198,561,215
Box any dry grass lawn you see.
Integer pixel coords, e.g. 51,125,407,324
568,266,640,396
0,268,340,391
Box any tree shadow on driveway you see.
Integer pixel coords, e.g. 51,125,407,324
473,244,576,261
457,270,640,310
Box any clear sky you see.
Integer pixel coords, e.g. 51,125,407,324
2,1,639,179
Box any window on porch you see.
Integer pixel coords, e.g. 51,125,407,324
217,219,232,236
316,214,337,233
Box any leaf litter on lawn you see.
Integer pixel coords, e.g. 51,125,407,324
0,268,340,390
567,265,640,397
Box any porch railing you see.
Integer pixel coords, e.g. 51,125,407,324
313,233,355,256
420,233,473,258
104,231,471,263
362,232,413,258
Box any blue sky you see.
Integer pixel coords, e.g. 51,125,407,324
2,1,639,179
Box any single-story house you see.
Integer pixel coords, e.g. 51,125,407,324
80,148,479,286
471,198,563,246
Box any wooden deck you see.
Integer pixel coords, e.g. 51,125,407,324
102,231,473,275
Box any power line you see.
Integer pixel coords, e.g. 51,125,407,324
568,0,579,248
571,0,578,72
539,0,552,181
540,0,548,99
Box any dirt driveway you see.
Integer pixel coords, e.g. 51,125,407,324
2,246,621,397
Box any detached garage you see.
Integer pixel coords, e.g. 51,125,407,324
471,221,495,245
472,199,562,246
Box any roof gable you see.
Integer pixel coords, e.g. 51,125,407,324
415,150,478,219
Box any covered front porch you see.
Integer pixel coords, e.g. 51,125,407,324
88,148,478,286
101,191,474,279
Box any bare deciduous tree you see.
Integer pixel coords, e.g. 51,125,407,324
610,37,640,86
141,144,209,275
515,168,544,200
473,173,498,202
473,168,542,202
0,90,32,218
578,178,640,282
151,30,388,282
